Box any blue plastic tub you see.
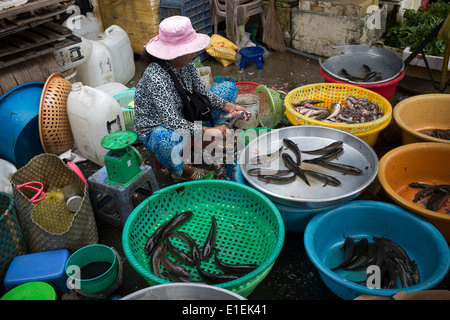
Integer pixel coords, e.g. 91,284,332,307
0,82,45,166
304,200,450,300
4,249,69,294
234,164,339,233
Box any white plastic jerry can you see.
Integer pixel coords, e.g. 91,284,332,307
67,82,125,166
98,25,136,85
53,36,93,72
63,12,101,40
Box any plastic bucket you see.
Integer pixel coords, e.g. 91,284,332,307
0,82,45,167
65,244,118,295
234,94,260,129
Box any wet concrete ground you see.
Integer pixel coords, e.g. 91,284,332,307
76,46,450,300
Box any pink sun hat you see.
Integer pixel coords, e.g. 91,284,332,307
145,16,211,60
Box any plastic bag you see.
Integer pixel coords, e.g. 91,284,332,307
206,34,238,67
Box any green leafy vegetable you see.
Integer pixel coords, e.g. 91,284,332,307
384,0,450,57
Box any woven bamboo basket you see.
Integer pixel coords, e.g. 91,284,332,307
38,73,74,155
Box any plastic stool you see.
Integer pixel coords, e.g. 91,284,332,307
239,47,265,71
88,165,159,226
3,249,69,294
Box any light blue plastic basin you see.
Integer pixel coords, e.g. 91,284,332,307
304,200,450,299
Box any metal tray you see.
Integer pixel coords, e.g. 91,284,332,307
238,126,379,208
319,45,405,85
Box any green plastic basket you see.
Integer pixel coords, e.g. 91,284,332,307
0,192,27,284
255,85,284,129
113,88,135,132
122,180,285,297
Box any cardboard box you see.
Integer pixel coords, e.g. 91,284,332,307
98,0,161,54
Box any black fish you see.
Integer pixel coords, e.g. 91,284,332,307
225,112,245,129
310,160,363,176
282,153,310,186
144,219,171,255
170,231,202,263
160,211,193,239
301,141,343,155
302,170,341,187
202,216,217,260
166,236,195,265
150,241,164,278
427,189,449,211
340,238,369,270
331,237,355,271
160,243,191,278
283,138,302,165
196,264,240,284
247,168,291,176
214,249,259,275
257,173,296,184
303,147,343,163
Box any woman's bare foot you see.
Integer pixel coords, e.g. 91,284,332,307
181,164,195,179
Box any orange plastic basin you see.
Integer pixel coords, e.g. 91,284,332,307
393,94,450,145
378,143,450,240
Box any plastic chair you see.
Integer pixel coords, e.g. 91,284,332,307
212,0,226,35
212,0,265,45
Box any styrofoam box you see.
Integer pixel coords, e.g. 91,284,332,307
403,46,450,71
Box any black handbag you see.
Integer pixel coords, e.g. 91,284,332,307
157,61,215,126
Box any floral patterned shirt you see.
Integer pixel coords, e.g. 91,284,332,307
134,61,227,138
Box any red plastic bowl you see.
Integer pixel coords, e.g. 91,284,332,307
235,81,261,95
319,67,405,100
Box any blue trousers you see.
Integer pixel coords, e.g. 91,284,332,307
140,81,238,176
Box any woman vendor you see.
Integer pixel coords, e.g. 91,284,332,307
134,15,246,181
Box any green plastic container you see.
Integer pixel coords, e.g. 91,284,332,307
122,180,285,297
238,127,272,146
1,281,56,300
65,244,118,295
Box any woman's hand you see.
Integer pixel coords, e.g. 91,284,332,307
223,102,248,117
203,124,230,138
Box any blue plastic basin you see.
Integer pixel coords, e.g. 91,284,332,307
0,82,45,167
304,200,450,299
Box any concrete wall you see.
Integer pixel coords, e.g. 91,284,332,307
291,5,387,57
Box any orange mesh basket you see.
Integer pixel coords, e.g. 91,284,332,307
39,73,74,155
284,83,392,135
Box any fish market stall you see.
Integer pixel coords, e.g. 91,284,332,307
239,126,378,209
